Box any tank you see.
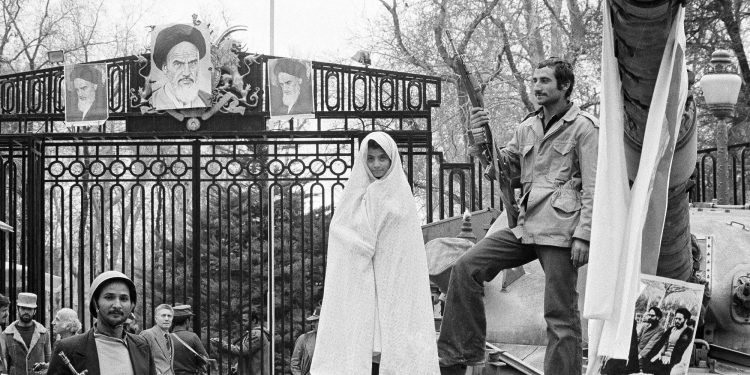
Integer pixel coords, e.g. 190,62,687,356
422,207,750,374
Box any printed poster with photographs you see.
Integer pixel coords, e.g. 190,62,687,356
267,58,315,118
64,63,109,126
592,274,704,375
149,23,213,111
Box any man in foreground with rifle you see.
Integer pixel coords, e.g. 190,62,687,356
47,270,156,375
437,57,598,375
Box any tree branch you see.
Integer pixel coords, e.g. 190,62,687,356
432,0,452,68
489,15,534,112
457,0,501,52
378,0,434,73
541,0,572,38
715,0,750,97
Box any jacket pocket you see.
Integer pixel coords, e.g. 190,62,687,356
520,144,534,183
550,189,581,215
548,189,582,238
547,140,577,182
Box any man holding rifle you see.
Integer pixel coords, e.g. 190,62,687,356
438,58,598,375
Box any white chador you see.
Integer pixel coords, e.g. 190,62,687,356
311,132,440,375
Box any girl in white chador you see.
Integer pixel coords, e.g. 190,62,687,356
311,132,439,375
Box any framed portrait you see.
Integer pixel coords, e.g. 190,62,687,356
267,58,314,118
149,23,213,110
592,274,704,375
64,63,109,126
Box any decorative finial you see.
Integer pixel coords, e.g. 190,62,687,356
456,209,476,242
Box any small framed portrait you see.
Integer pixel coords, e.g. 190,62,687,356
149,23,213,110
268,58,314,118
64,63,109,125
593,274,704,375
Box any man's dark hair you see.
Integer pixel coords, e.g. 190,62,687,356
536,57,575,99
649,306,662,319
273,59,307,80
675,307,691,322
0,293,9,308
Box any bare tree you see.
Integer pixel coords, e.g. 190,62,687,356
364,0,601,162
0,0,150,72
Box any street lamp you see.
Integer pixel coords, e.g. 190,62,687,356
700,50,742,204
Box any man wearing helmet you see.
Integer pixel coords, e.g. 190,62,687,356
47,271,156,375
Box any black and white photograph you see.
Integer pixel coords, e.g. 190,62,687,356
64,63,109,125
268,57,314,118
595,274,704,375
149,23,213,110
3,1,750,375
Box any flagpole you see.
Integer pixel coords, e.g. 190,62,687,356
270,0,275,55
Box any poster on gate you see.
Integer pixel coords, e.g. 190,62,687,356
148,23,213,111
64,63,109,126
267,58,314,119
591,274,704,375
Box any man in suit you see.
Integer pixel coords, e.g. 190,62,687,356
47,270,156,375
149,24,212,110
642,307,695,375
269,58,313,116
66,64,108,122
141,304,175,375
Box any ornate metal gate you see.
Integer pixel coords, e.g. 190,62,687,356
0,55,497,373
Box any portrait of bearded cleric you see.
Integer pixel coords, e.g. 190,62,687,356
268,58,314,118
149,23,213,110
64,63,109,124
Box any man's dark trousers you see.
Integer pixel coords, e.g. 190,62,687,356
437,227,582,375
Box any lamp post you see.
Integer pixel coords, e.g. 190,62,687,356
700,50,742,204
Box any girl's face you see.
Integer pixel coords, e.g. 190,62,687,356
367,146,391,179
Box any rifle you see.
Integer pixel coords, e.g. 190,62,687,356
58,352,88,375
446,31,519,227
445,31,491,166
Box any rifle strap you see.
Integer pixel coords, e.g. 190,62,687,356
171,333,209,363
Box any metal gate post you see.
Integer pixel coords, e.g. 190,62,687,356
268,186,276,375
191,140,202,334
28,137,46,322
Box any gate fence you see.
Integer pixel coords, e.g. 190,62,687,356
694,142,750,205
0,53,500,374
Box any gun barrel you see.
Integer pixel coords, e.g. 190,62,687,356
58,352,87,375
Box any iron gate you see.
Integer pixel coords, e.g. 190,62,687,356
40,137,361,372
0,53,502,373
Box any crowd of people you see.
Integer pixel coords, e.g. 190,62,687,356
0,271,275,375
